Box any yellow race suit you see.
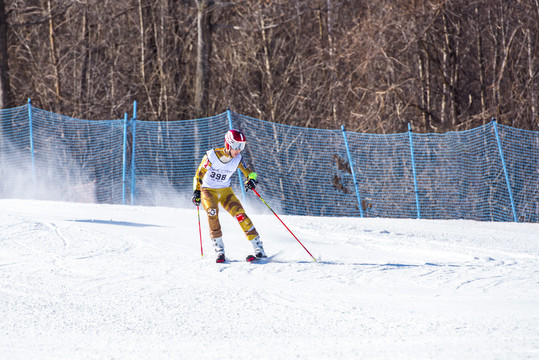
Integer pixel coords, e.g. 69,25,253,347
193,147,258,241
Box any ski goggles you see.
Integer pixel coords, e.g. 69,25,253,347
229,141,246,150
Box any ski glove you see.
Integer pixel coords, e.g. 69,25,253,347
192,190,201,206
244,172,258,191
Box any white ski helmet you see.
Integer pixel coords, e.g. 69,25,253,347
225,129,246,151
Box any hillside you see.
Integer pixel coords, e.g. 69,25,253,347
1,199,538,359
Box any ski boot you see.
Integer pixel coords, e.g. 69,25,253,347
251,236,267,259
212,237,226,263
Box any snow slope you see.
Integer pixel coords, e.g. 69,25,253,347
0,199,538,359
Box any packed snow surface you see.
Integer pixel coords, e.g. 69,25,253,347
1,199,538,359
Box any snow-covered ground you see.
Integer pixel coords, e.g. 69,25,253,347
0,198,538,359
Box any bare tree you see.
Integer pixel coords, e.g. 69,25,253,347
45,0,60,104
1,0,537,131
0,0,12,109
195,0,213,118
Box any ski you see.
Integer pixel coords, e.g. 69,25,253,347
246,254,268,262
210,255,267,263
216,253,226,263
246,254,258,262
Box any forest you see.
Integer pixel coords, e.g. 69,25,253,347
0,0,537,133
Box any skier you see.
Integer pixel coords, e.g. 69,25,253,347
192,129,266,263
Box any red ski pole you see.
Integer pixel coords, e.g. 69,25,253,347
197,205,203,257
252,188,316,262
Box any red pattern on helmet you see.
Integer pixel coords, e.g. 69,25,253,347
225,129,247,151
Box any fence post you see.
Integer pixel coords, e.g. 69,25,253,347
226,108,247,202
130,101,137,205
408,123,421,219
27,98,36,196
492,120,518,222
122,113,128,205
341,125,364,217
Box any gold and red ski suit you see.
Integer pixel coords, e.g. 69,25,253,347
193,147,258,241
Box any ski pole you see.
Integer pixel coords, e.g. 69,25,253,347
197,205,203,257
252,188,316,262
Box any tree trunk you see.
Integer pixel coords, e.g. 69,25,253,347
138,0,157,118
259,7,276,123
327,0,338,125
475,6,487,122
79,4,89,115
195,0,213,118
415,2,431,132
0,0,12,109
451,17,460,127
527,28,537,128
440,12,449,127
417,50,427,131
155,0,168,121
47,0,61,103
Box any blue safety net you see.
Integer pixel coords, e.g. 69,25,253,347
1,105,125,203
0,105,32,198
231,112,355,217
1,104,537,222
495,124,539,223
132,113,229,206
411,124,509,221
344,131,416,219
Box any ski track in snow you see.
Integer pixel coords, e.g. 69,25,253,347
0,199,538,359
